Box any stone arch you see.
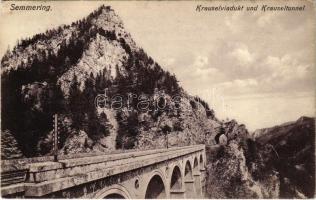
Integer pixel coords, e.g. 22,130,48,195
170,165,182,190
193,157,199,173
184,159,196,198
184,160,193,180
145,173,167,199
105,194,125,199
94,184,132,199
193,156,202,197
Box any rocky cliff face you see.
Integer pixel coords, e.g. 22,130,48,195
205,116,315,198
206,141,280,198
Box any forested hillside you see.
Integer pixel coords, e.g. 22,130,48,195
1,5,215,157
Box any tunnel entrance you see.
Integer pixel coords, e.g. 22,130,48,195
145,175,166,199
104,193,125,199
215,133,221,144
170,166,182,190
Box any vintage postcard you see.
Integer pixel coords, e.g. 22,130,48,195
0,0,315,199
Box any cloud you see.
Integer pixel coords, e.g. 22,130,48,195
257,12,277,27
195,67,218,77
193,55,209,69
213,51,314,97
216,78,258,94
162,57,175,66
224,12,244,33
230,44,255,66
264,55,312,82
187,55,219,80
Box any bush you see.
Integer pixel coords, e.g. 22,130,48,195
190,100,197,109
173,121,183,132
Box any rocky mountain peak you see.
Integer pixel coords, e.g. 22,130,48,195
90,6,137,50
91,6,123,32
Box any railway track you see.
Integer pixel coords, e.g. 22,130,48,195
1,169,27,187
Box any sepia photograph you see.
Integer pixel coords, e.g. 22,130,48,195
0,0,315,199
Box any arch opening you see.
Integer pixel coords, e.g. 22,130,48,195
193,157,199,173
170,166,182,190
104,193,125,199
184,161,193,180
94,185,131,199
145,175,166,199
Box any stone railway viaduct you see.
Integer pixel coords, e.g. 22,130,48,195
1,145,207,199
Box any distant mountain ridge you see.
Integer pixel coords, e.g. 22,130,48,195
253,116,315,198
254,116,314,144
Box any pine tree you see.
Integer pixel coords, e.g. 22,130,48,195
1,130,24,159
68,74,84,129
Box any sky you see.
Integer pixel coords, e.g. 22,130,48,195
0,0,315,131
